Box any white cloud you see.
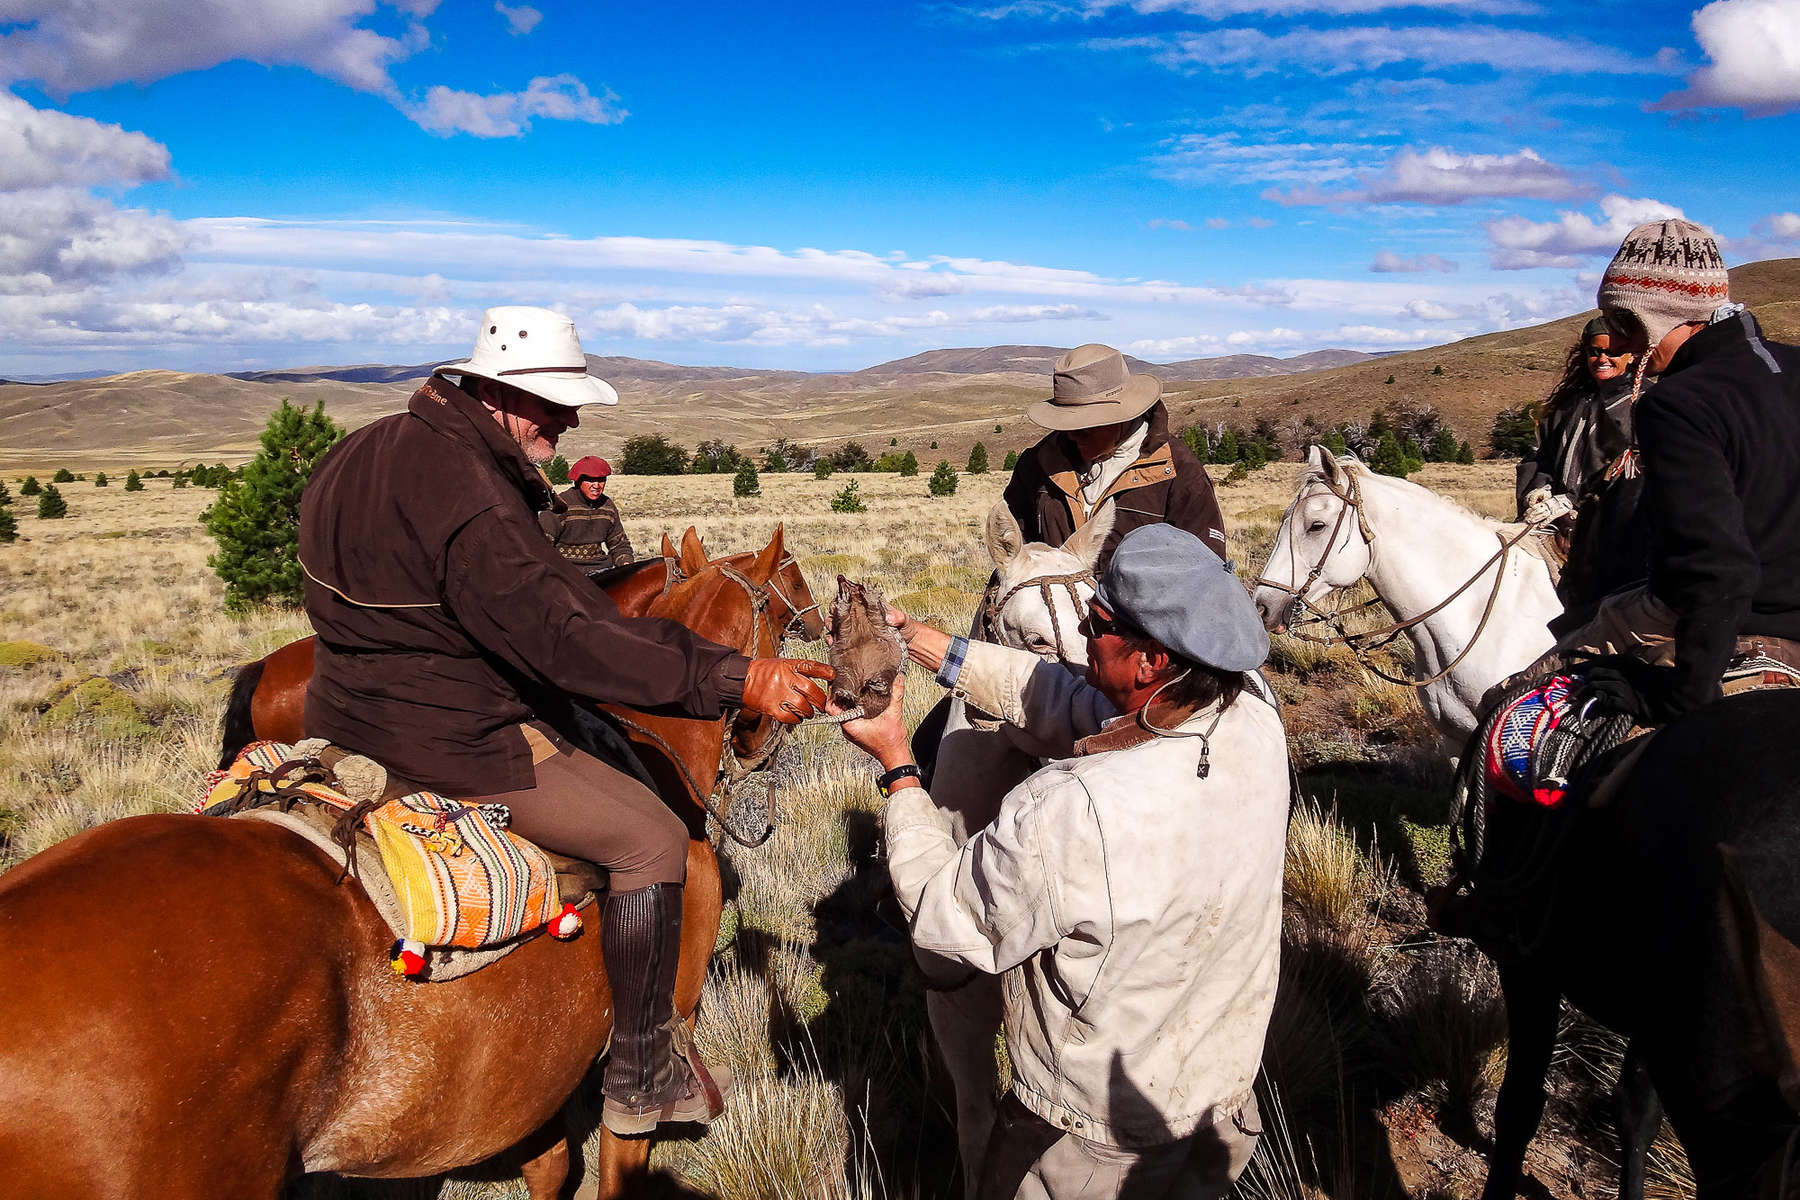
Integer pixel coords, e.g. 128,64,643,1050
1108,24,1672,77
0,92,172,190
1150,131,1382,188
1148,218,1193,230
1274,146,1588,206
495,2,543,35
1485,194,1686,269
1753,212,1800,243
409,75,627,138
1372,250,1458,273
976,0,1540,17
1404,299,1459,320
1205,216,1232,230
0,190,186,292
0,0,433,96
1656,0,1800,117
0,0,623,139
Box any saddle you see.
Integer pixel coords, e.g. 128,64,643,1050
201,740,605,981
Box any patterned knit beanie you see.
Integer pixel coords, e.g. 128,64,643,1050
1596,219,1729,353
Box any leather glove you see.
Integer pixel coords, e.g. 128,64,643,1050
1578,660,1673,725
743,658,835,724
1522,487,1575,528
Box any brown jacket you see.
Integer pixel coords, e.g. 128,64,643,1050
1001,402,1228,568
299,376,747,795
538,487,635,568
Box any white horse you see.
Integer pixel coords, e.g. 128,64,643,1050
1250,446,1562,744
922,499,1113,1196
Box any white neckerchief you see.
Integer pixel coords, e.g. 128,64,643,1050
1077,419,1149,515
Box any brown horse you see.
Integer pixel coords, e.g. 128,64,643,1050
222,527,824,763
0,528,801,1200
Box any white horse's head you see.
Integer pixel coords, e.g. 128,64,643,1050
1251,444,1376,632
982,500,1114,668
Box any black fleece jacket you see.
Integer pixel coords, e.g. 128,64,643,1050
1638,310,1800,714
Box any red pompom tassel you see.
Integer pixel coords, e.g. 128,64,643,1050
390,939,427,977
550,903,582,940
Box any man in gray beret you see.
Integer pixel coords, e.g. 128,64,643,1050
839,524,1290,1200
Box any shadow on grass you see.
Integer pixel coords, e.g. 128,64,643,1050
1297,759,1455,892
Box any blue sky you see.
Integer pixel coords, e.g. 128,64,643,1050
2,0,1797,375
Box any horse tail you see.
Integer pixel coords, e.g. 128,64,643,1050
217,659,265,770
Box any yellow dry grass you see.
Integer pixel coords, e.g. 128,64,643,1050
1,460,1539,1198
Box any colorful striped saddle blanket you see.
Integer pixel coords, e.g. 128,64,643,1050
201,741,586,978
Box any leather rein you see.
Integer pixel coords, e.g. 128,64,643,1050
1253,467,1553,689
613,556,818,848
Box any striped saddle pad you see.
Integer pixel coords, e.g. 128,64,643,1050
201,741,561,953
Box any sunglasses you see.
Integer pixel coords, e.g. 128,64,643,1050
1584,346,1631,359
1078,606,1137,641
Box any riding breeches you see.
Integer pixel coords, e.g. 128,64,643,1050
464,723,688,892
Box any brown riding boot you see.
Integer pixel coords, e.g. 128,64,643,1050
599,883,734,1136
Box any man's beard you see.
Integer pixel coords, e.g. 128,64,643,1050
522,437,554,465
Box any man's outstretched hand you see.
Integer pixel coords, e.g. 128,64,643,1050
838,673,914,772
743,658,835,724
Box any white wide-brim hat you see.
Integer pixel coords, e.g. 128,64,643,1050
437,306,619,409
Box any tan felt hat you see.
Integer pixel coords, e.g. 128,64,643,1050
1026,344,1162,432
437,306,619,410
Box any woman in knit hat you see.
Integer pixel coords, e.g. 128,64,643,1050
1546,218,1800,723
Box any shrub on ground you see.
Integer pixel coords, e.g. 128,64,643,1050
1003,449,1019,471
1490,405,1536,456
966,442,989,474
899,451,918,478
93,472,108,487
0,479,9,504
52,468,73,483
620,434,690,475
733,460,761,498
813,458,833,480
20,476,40,496
36,485,66,519
124,470,143,492
0,507,15,543
202,399,343,611
928,461,957,496
545,454,570,485
39,676,153,740
829,480,867,513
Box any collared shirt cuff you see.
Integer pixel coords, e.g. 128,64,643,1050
936,636,971,688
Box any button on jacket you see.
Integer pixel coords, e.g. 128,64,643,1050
885,640,1289,1148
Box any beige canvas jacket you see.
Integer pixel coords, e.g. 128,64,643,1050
885,641,1289,1148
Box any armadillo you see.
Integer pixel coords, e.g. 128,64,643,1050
824,576,906,718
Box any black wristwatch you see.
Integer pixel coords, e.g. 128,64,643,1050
877,763,922,797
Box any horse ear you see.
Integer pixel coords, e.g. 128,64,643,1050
1061,501,1115,572
660,532,678,561
678,528,708,577
1313,444,1344,484
749,525,785,583
985,502,1025,570
1306,444,1332,473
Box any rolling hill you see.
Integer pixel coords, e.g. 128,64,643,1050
2,258,1794,473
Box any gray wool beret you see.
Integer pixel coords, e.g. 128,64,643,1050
1092,524,1270,672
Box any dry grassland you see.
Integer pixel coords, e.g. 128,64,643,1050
0,463,1679,1198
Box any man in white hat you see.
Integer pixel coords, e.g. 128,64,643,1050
299,306,835,1135
1002,344,1226,569
839,525,1289,1200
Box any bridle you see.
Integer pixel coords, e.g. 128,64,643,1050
1253,465,1554,689
980,568,1096,664
764,552,823,642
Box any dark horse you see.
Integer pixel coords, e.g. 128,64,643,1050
0,529,813,1200
1466,688,1800,1199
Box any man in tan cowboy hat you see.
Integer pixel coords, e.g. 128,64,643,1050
1002,344,1226,569
540,455,635,569
299,305,835,1136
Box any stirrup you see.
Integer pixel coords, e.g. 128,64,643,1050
600,1019,733,1136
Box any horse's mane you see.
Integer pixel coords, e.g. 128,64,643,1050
1296,455,1513,533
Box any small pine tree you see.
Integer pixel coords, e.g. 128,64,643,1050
20,476,40,496
967,442,989,474
172,474,187,489
1321,430,1349,456
1490,406,1537,456
0,505,14,543
929,460,958,496
929,440,938,450
621,435,690,475
1427,426,1460,463
546,455,571,485
1178,424,1208,461
1431,364,1445,376
1223,461,1250,486
124,470,143,492
889,437,898,446
52,467,73,483
829,479,867,513
994,424,1003,433
94,471,108,487
1368,432,1414,477
203,399,344,612
1385,374,1396,385
813,458,834,480
733,459,761,497
0,478,10,504
37,484,67,518
1003,449,1020,471
899,450,919,478
1456,440,1476,465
